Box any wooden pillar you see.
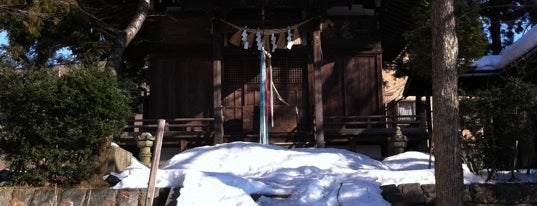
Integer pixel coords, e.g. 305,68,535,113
415,95,425,116
212,20,224,145
426,95,433,134
313,29,325,148
376,52,385,114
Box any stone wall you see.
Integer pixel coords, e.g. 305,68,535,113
381,183,537,205
0,187,181,206
1,183,536,205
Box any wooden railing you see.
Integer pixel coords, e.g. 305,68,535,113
324,114,427,138
119,115,427,151
121,118,214,150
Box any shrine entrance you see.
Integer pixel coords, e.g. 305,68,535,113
222,52,310,136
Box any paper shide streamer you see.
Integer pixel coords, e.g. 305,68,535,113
217,18,313,144
219,18,312,52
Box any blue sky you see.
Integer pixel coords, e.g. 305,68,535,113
0,30,76,65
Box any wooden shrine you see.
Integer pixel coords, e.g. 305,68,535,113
118,0,426,158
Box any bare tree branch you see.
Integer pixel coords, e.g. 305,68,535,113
105,0,150,71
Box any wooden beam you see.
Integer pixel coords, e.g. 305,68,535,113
307,61,315,142
213,20,224,145
376,53,384,114
313,28,325,148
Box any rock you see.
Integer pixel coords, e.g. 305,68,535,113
470,183,497,204
31,188,63,206
0,169,10,184
11,187,36,206
104,174,122,186
494,183,524,204
398,183,425,204
0,187,13,206
106,143,133,174
116,189,141,206
526,184,537,203
421,184,436,204
380,184,408,206
87,188,118,206
59,188,88,206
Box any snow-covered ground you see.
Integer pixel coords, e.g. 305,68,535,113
109,142,537,206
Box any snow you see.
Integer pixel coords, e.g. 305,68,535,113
472,26,537,71
109,142,537,206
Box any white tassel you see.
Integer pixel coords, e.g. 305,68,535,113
241,28,248,41
286,27,293,50
241,28,248,49
271,33,277,52
256,30,263,51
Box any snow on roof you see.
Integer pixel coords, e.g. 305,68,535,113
472,26,537,71
471,55,502,71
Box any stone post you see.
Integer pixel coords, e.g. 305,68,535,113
137,132,155,166
388,127,408,155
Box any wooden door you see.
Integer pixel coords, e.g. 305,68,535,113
223,54,309,134
344,55,383,115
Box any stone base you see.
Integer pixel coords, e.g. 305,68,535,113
107,144,133,173
381,183,537,205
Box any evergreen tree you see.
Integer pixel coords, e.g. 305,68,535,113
460,77,537,178
0,0,107,67
481,0,537,54
404,0,488,79
1,0,149,112
0,65,131,187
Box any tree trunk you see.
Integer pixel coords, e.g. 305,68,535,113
431,0,464,205
92,0,149,185
105,0,150,71
488,10,503,55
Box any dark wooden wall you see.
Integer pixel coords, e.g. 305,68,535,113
148,57,213,119
146,13,214,119
145,10,385,136
322,54,384,116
